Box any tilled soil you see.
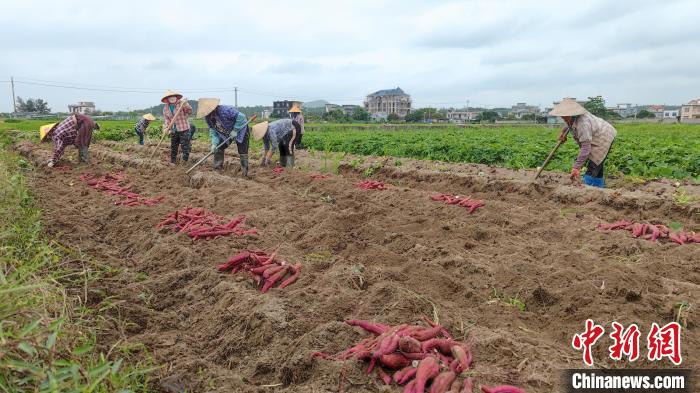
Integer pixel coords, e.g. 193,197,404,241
14,140,700,392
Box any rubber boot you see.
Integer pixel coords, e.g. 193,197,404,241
287,155,295,168
239,154,249,177
583,174,605,188
78,147,90,164
279,155,288,167
213,149,224,170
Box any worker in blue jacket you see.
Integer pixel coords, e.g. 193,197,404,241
196,98,250,176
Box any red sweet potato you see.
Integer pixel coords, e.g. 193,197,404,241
262,265,286,278
379,353,411,370
411,326,442,341
261,266,289,293
422,338,455,354
376,367,392,385
346,320,390,336
399,336,422,353
480,385,527,393
394,366,417,385
404,380,417,393
430,371,457,393
277,264,301,289
414,356,440,392
450,345,471,373
461,378,474,393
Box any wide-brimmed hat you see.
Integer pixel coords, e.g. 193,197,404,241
288,104,302,113
549,98,587,117
161,90,183,103
196,98,220,119
39,123,56,141
251,121,269,141
143,113,156,121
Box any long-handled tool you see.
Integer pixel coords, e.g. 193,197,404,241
150,98,190,158
185,114,257,175
534,124,571,179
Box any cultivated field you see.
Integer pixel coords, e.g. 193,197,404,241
2,119,699,392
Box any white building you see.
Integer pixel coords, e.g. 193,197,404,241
446,110,480,123
364,87,412,119
68,101,96,115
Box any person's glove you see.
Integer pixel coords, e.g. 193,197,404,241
570,167,581,180
47,160,55,168
261,157,271,166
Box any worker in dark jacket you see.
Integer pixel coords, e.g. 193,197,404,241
196,98,250,175
134,113,155,145
41,114,100,167
288,103,305,149
252,119,301,168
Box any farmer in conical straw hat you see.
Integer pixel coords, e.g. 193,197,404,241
550,98,617,187
41,114,100,167
161,90,193,163
197,98,250,176
134,113,156,145
288,103,305,149
252,118,301,168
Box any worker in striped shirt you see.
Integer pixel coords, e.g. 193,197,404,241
161,90,193,163
134,113,156,145
550,98,617,188
41,114,100,167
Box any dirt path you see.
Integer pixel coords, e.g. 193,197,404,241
15,141,699,392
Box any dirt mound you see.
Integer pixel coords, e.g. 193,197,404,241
14,140,700,392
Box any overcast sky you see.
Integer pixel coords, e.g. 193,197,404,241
1,0,698,112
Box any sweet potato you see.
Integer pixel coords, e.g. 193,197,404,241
346,320,390,336
430,371,457,393
379,353,411,370
278,264,302,289
450,345,471,372
262,265,286,278
261,267,289,293
411,326,442,341
422,338,455,354
376,367,392,385
480,385,527,393
461,378,474,393
404,380,417,393
394,366,417,385
414,356,440,392
399,336,422,353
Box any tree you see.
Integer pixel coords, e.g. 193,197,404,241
637,109,656,119
584,96,608,118
521,113,537,121
352,107,370,121
387,113,400,122
480,111,499,122
35,99,50,114
16,96,51,113
322,109,349,123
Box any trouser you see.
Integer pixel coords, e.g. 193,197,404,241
295,133,304,148
78,147,89,163
136,131,144,145
189,123,196,140
170,131,191,163
213,132,250,172
583,142,613,188
278,130,298,167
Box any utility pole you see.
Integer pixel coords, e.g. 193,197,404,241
234,87,238,107
10,76,17,116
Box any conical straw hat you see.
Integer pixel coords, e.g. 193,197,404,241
549,98,586,117
288,104,302,113
143,113,156,121
196,98,220,119
39,123,56,141
161,90,183,103
252,121,269,141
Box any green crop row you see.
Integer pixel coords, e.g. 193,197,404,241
303,123,700,180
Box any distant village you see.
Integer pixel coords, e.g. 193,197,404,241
9,89,700,124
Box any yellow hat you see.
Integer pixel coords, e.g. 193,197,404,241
143,114,156,121
39,123,57,141
549,98,586,117
288,104,302,113
251,121,269,141
196,98,220,119
161,90,183,103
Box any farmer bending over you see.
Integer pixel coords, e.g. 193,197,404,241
550,98,617,188
134,113,155,145
41,114,100,167
252,119,301,168
161,90,193,164
197,98,250,176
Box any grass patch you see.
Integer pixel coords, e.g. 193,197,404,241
0,132,157,391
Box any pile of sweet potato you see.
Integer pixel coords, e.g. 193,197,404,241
430,194,484,214
156,207,257,240
356,180,389,190
598,221,699,245
217,249,301,293
313,319,526,393
79,172,163,207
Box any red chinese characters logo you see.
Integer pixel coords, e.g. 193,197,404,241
609,322,640,362
573,320,682,366
572,319,606,366
647,322,682,365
